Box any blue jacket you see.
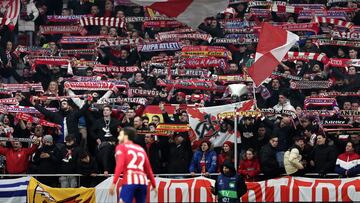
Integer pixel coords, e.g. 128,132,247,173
189,150,217,173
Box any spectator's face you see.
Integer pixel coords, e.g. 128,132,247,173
229,63,238,72
62,9,70,16
105,0,113,10
295,140,305,150
61,101,69,111
135,73,143,82
34,125,43,136
305,40,312,48
201,142,209,152
126,110,135,119
103,107,112,117
210,20,217,28
239,45,246,53
144,135,153,144
348,67,356,75
343,102,352,110
100,26,108,35
269,137,278,148
352,102,359,111
91,6,99,15
116,11,125,18
280,117,291,128
48,81,57,92
26,122,32,130
152,117,159,125
245,150,254,160
345,142,354,153
349,50,358,59
12,141,21,150
3,116,9,125
350,135,359,144
6,42,12,51
176,95,185,102
312,64,321,72
258,127,266,136
134,117,142,128
180,112,188,123
271,79,280,90
316,135,326,145
143,119,149,127
132,6,141,14
299,118,310,128
66,140,75,148
223,144,230,152
338,48,345,56
174,135,184,145
120,50,128,59
109,28,117,37
149,125,156,132
278,95,286,104
86,69,93,76
295,62,303,70
118,130,125,143
222,166,230,174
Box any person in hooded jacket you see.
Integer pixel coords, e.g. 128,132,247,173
190,140,217,176
77,150,99,187
212,160,247,203
32,135,62,186
259,135,280,179
284,137,306,176
335,141,360,177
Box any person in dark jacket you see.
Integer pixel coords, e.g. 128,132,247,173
144,134,162,174
273,116,294,168
310,134,338,177
31,97,91,143
212,160,247,203
91,105,120,176
167,134,192,174
77,150,98,187
32,135,62,186
259,135,280,179
58,135,82,188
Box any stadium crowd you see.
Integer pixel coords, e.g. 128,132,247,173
0,0,358,188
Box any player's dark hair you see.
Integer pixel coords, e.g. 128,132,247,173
123,127,137,142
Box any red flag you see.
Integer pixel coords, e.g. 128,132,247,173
127,0,228,28
248,22,299,87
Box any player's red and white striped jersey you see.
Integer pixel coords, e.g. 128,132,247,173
112,141,156,188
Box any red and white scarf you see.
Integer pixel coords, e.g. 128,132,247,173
181,46,232,60
254,22,320,34
127,88,160,97
80,16,125,28
285,52,329,63
328,58,360,68
64,81,115,91
182,57,228,70
144,20,182,28
156,33,212,42
271,4,304,14
314,39,360,48
16,113,61,128
1,105,57,114
97,97,148,105
304,97,338,109
47,15,86,23
92,65,139,73
59,36,101,44
0,98,18,105
290,80,333,89
60,49,97,56
157,79,224,92
313,16,353,29
39,25,87,35
2,83,43,93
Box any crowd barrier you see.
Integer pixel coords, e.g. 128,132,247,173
0,173,359,202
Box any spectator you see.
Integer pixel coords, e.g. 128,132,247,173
217,141,234,172
335,141,360,178
32,135,62,186
310,134,338,177
18,0,39,46
144,134,162,174
167,134,192,174
0,139,39,174
77,150,98,187
284,137,306,176
58,135,82,188
238,148,261,182
189,140,217,176
259,136,280,179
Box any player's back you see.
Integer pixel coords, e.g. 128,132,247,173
117,142,149,185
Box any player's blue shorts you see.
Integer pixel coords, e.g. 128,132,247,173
119,184,147,203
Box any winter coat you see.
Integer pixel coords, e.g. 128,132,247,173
273,100,296,114
189,150,217,173
284,146,304,175
335,152,360,177
18,1,39,32
259,143,279,178
311,144,337,174
167,142,192,174
0,144,38,173
238,158,261,181
33,145,62,174
77,156,98,175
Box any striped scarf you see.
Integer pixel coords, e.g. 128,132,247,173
80,16,125,28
